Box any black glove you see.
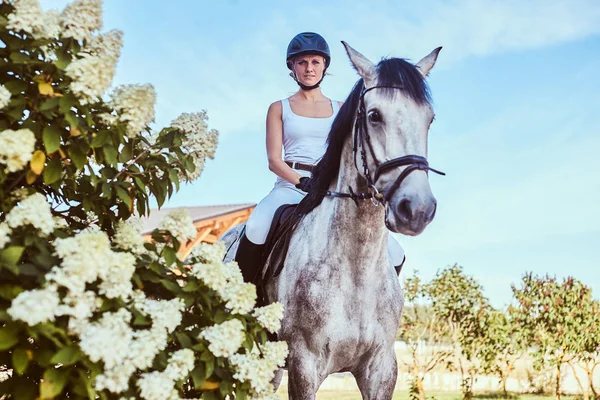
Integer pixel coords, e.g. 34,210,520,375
295,177,311,192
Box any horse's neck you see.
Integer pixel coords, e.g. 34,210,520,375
321,136,388,263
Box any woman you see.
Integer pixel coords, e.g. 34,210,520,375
235,32,405,284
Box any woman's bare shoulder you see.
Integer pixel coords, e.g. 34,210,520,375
267,100,283,116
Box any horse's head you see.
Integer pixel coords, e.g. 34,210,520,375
343,42,443,236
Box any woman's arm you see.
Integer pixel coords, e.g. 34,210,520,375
266,101,302,185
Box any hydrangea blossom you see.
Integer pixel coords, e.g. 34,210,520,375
222,281,256,315
49,230,113,294
59,0,102,42
163,349,195,381
6,0,45,37
86,29,123,62
170,111,219,182
252,303,284,333
7,285,61,326
79,309,134,368
5,193,55,235
158,208,196,243
0,85,11,110
199,319,245,358
65,53,117,103
113,219,146,254
0,128,36,173
110,84,156,138
0,223,10,249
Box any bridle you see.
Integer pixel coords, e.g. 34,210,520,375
322,85,445,206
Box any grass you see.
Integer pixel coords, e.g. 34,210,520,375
276,391,578,400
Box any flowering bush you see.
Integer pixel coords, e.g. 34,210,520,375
0,0,286,399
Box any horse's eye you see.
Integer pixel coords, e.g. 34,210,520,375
368,110,382,124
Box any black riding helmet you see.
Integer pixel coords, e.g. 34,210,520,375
286,32,331,70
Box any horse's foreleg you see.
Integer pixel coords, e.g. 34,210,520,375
287,350,323,400
355,351,398,400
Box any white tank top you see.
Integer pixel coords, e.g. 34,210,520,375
280,97,340,165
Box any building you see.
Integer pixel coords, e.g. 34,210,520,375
141,203,255,259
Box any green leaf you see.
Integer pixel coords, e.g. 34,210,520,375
50,345,82,366
39,97,60,111
103,144,118,166
191,365,206,389
119,143,132,162
91,131,110,148
43,126,62,153
0,327,19,350
115,186,131,207
3,80,27,94
0,284,25,300
68,144,87,170
40,367,69,399
205,360,215,379
163,246,177,266
43,158,62,184
175,332,192,349
1,246,25,266
10,51,30,63
182,280,199,292
12,347,30,375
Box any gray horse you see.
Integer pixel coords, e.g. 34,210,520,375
222,42,442,399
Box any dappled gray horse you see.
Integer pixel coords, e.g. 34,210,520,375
222,42,443,399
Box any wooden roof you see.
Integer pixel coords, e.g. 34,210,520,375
141,203,255,235
141,203,255,259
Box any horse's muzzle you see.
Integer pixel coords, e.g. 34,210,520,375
385,193,437,235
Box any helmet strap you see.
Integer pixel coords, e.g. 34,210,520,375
294,69,326,91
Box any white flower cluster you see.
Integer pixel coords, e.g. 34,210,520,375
59,0,102,42
65,29,123,104
170,111,219,182
0,223,10,249
6,0,44,36
252,303,284,334
84,294,185,393
189,241,226,264
0,85,11,110
65,51,117,104
7,285,61,326
5,193,55,235
48,230,135,298
229,341,288,396
110,84,156,138
137,349,195,400
113,219,146,254
191,258,256,315
86,29,123,62
158,208,196,243
0,128,36,173
199,319,245,358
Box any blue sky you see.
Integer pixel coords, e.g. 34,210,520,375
41,0,600,307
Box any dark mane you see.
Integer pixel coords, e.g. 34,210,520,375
296,57,430,216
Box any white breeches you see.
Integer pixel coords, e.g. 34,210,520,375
246,175,406,267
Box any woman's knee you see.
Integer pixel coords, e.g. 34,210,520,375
245,213,271,245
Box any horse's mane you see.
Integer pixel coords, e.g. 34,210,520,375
296,57,431,216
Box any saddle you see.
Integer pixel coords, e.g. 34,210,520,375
259,204,303,282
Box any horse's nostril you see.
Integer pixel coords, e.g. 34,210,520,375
398,198,412,221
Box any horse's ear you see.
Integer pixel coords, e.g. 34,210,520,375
341,41,377,88
416,47,442,77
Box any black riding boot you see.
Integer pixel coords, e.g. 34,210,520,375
394,256,406,276
234,233,266,285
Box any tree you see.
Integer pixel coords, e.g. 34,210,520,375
478,309,522,397
0,0,284,398
511,273,598,400
425,264,490,400
398,271,453,400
